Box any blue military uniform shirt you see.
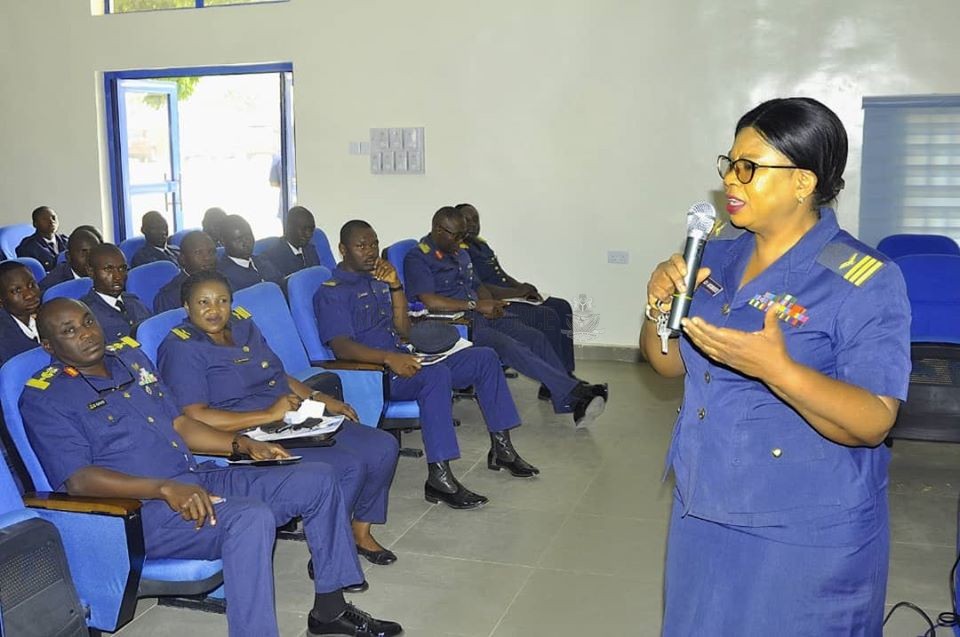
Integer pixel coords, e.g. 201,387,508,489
0,310,40,365
313,265,406,353
216,255,283,293
465,237,513,286
81,289,153,341
157,308,288,413
19,339,199,490
403,235,480,302
16,232,67,272
668,208,911,528
131,243,180,268
39,262,82,293
153,271,188,314
262,239,320,279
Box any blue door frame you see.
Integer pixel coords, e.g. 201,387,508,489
104,62,295,242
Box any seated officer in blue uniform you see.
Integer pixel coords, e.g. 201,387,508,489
456,203,575,383
315,220,537,510
154,231,218,313
217,215,283,292
262,205,321,278
38,228,101,293
0,261,42,365
15,205,67,273
202,207,228,247
404,207,607,428
158,270,400,570
80,244,152,341
131,210,180,268
20,298,402,637
642,98,911,636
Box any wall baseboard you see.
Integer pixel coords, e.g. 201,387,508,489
574,344,641,363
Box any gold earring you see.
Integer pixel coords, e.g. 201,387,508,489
797,195,805,203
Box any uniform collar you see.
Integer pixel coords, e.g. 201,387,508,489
333,265,374,284
785,207,841,274
286,241,304,256
12,314,38,341
96,290,123,310
72,353,136,394
421,234,457,259
228,255,253,269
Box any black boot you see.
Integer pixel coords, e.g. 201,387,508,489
487,430,540,478
424,461,488,510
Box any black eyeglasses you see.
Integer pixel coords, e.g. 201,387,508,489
76,356,136,396
437,225,467,242
717,155,797,184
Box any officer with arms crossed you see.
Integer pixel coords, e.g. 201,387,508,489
315,220,538,510
20,298,402,637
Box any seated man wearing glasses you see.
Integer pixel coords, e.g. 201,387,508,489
404,207,608,429
81,244,152,341
20,298,402,637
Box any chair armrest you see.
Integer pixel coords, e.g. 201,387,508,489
24,491,142,516
316,360,387,372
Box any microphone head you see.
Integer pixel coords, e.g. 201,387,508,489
686,201,717,239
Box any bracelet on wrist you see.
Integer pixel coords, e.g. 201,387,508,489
389,284,403,292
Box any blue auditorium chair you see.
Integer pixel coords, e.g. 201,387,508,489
0,348,224,632
0,224,35,260
135,308,187,364
42,277,92,302
127,260,179,311
119,236,147,265
167,227,200,247
10,257,46,283
888,254,960,443
877,233,960,260
233,281,392,428
311,228,338,270
253,236,283,256
384,238,418,288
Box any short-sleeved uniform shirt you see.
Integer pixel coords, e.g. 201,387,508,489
403,235,480,302
668,208,911,528
19,338,199,490
464,237,513,286
157,309,287,413
313,266,406,352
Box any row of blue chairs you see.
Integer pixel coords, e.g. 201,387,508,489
877,233,960,260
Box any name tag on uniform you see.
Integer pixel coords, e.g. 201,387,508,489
701,276,723,296
88,399,106,411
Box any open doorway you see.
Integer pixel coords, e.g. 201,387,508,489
104,63,296,241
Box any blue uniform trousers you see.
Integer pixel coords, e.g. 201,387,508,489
505,297,575,373
290,422,399,524
472,315,578,412
388,347,521,463
142,462,363,637
662,490,889,637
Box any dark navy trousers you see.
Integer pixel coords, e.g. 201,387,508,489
505,297,575,373
388,346,521,463
142,462,363,637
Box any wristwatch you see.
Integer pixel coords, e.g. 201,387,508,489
388,284,403,292
466,300,478,311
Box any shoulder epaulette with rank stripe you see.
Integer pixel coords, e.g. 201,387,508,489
171,327,192,340
418,242,430,253
322,280,337,287
232,306,252,320
25,365,61,390
475,236,487,244
459,242,469,250
105,336,141,352
817,242,886,287
708,219,745,241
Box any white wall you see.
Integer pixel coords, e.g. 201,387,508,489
1,0,959,347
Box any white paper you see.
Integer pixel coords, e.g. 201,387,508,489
246,415,345,442
416,338,473,366
283,399,326,425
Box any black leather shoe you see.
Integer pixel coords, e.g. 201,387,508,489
357,544,397,566
571,384,606,429
424,461,488,510
343,580,370,593
487,430,539,478
537,384,552,401
308,603,403,636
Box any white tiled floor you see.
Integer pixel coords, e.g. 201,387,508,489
113,361,960,636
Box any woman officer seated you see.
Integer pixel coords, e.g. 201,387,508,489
157,270,400,571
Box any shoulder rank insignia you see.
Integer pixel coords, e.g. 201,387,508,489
709,219,745,241
171,327,192,340
418,242,431,254
322,280,338,287
458,241,469,250
232,306,252,320
25,365,61,390
105,336,141,353
475,236,487,245
817,243,885,287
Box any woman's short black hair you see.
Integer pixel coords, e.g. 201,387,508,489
736,97,848,207
180,269,233,305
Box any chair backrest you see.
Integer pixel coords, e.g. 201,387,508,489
126,261,179,310
167,228,200,247
252,236,283,257
42,278,92,302
135,308,187,365
385,239,417,287
118,236,147,265
0,224,36,260
896,254,960,344
286,266,335,362
311,228,338,271
0,348,55,491
877,234,960,260
233,282,311,373
57,251,67,264
10,257,46,284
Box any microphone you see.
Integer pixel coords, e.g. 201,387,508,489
666,201,717,333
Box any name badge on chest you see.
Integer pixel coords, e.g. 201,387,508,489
701,276,723,297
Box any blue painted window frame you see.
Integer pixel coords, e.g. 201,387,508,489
103,62,295,242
